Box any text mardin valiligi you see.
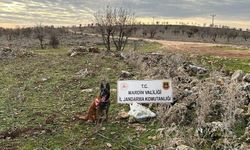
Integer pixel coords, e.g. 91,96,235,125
119,90,171,102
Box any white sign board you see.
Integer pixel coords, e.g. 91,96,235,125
117,80,173,103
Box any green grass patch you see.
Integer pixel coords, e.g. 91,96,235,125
125,41,163,53
233,118,248,137
200,56,250,73
0,47,160,149
96,40,162,53
212,45,250,51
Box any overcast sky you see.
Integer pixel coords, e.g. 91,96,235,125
0,0,250,29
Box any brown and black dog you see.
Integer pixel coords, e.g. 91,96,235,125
76,83,110,123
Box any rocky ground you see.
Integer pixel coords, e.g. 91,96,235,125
122,51,250,149
67,46,250,149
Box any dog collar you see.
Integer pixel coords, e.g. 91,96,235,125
95,97,109,107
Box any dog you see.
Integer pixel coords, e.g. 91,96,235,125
76,83,110,123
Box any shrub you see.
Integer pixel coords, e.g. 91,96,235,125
49,34,60,49
34,24,45,49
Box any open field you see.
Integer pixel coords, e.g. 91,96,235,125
0,46,163,149
1,1,250,149
0,28,250,149
142,38,250,58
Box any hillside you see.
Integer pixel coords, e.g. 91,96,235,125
0,28,250,150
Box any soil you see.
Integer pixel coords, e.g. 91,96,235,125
0,127,52,140
144,39,250,58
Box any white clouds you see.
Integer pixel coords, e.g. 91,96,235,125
0,0,249,28
0,0,95,26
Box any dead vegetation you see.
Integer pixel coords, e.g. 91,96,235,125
123,51,250,149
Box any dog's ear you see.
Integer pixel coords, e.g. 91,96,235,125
100,83,104,90
106,83,110,91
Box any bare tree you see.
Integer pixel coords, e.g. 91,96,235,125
79,24,83,35
226,30,239,42
22,27,32,38
186,27,199,38
6,29,14,41
94,6,135,51
49,33,60,49
111,7,135,51
94,6,115,51
208,28,218,42
34,24,45,49
241,31,250,41
149,25,157,38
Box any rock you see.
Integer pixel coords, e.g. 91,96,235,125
168,137,185,148
128,116,137,124
240,143,250,150
0,47,32,59
101,127,106,131
176,145,195,150
41,78,49,82
70,51,78,57
120,52,127,60
148,135,157,140
216,78,224,86
243,74,250,83
68,46,88,57
88,47,100,53
162,103,195,125
111,89,117,92
183,63,208,75
78,138,88,147
6,137,11,140
243,84,250,92
120,70,134,78
183,89,193,97
117,109,129,119
1,47,12,52
81,89,93,93
1,47,11,57
197,121,224,141
242,96,250,106
106,143,112,148
206,102,224,122
135,125,147,132
240,126,250,144
114,52,127,60
231,70,244,82
75,68,90,78
235,108,245,119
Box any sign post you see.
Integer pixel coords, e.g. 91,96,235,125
117,80,173,103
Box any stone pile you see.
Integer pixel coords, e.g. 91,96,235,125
123,51,250,149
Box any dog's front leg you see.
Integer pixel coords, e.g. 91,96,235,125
104,104,110,122
96,107,100,125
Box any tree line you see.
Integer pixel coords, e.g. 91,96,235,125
1,6,250,51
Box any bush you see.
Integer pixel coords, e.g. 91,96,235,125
49,34,60,48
